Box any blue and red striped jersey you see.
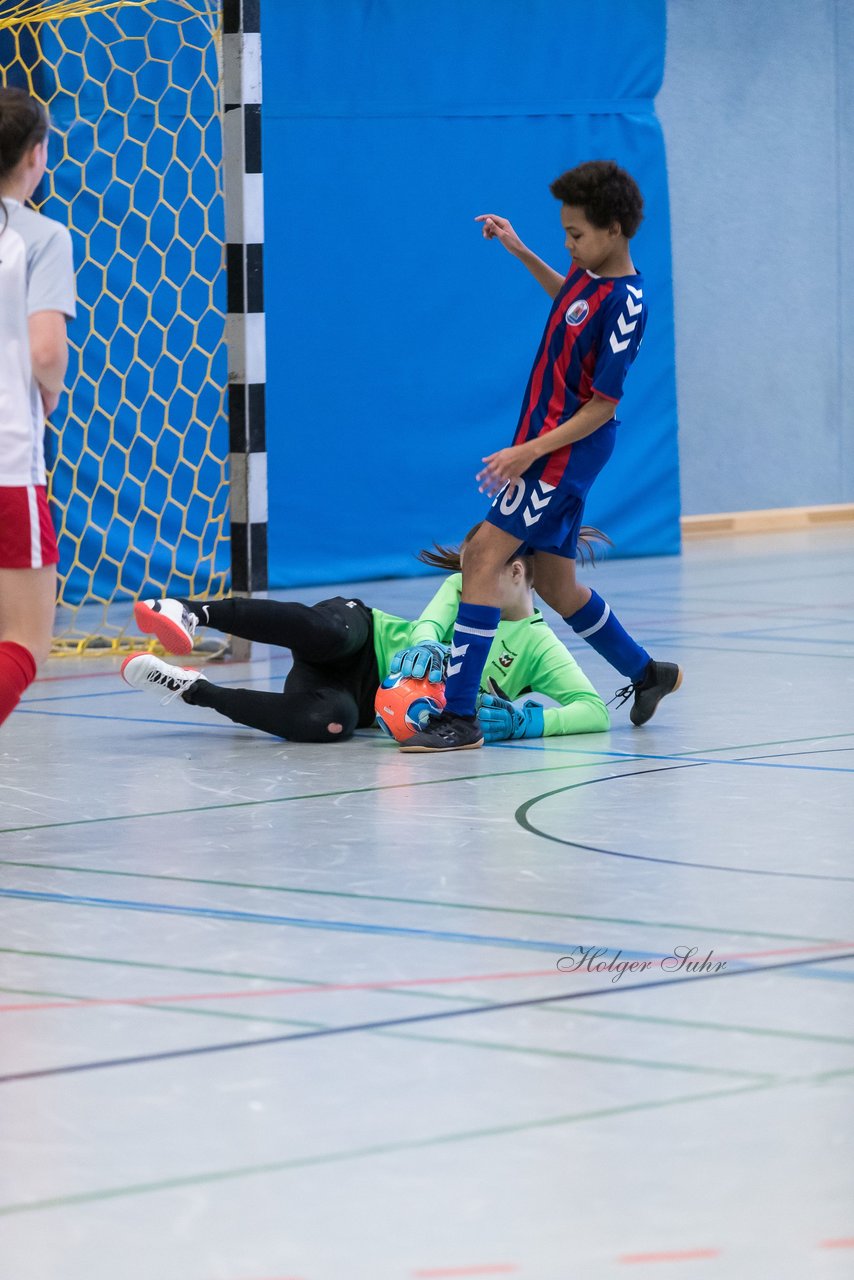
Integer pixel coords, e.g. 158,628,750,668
512,266,647,493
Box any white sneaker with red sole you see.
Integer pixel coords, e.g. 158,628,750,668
134,597,198,655
120,653,206,704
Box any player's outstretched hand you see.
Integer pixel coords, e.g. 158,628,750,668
477,441,540,496
389,642,449,683
477,690,545,742
475,214,525,256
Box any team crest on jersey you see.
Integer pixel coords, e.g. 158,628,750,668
498,648,517,669
565,299,589,326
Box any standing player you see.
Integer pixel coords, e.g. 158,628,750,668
403,159,681,752
0,89,75,728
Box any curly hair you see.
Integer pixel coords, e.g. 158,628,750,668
550,160,644,239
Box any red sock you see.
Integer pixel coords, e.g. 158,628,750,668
0,641,37,727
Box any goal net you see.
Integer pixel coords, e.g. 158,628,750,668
0,0,231,654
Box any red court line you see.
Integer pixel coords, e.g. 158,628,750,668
413,1267,518,1277
0,966,562,1013
720,941,854,961
619,1248,719,1264
3,938,852,1016
820,1239,854,1249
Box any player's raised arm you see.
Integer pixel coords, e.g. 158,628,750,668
474,214,565,298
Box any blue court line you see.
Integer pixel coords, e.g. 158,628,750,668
610,639,854,662
0,886,660,958
789,966,854,984
717,630,854,646
2,948,852,1086
13,709,234,728
21,670,293,705
493,742,854,774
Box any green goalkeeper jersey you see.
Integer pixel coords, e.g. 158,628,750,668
371,573,608,737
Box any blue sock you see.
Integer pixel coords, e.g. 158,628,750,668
565,590,650,681
444,602,500,716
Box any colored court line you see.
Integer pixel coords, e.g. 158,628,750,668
0,887,660,956
0,966,569,1012
7,946,853,1047
821,1239,854,1249
3,940,849,1016
541,1005,854,1048
494,729,854,759
2,728,853,838
618,1248,719,1264
610,639,854,662
31,654,278,684
23,670,293,704
0,986,773,1081
4,886,851,970
0,860,846,946
516,760,854,883
2,947,852,1086
0,755,662,835
4,1064,851,1219
13,709,234,728
0,1079,771,1216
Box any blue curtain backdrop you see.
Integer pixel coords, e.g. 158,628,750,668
262,0,680,587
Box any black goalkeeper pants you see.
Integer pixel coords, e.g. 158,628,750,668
181,596,379,743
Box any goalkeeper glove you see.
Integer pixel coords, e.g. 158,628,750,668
388,641,449,683
477,678,545,742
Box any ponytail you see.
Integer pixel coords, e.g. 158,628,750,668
0,87,49,234
418,521,614,576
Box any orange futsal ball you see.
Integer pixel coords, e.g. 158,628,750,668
374,673,447,742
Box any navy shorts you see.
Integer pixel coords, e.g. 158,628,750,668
484,477,585,560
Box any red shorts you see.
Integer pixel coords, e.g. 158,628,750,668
0,486,60,570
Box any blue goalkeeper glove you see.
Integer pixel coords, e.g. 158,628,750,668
389,641,449,683
477,678,545,742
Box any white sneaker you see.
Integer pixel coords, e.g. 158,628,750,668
120,653,206,704
134,597,199,655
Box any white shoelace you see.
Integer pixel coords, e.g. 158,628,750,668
146,668,194,706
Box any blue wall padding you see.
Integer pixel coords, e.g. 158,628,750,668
262,0,680,586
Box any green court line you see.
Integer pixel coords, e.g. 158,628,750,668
0,1080,773,1218
540,1006,854,1047
0,757,640,835
0,872,843,948
3,729,852,837
4,947,852,1047
0,985,771,1082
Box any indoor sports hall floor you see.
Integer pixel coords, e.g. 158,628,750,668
1,527,853,1280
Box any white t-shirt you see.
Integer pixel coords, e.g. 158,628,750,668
0,199,76,486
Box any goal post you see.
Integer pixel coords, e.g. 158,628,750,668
0,0,268,655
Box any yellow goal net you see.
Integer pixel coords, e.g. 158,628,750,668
0,0,231,655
